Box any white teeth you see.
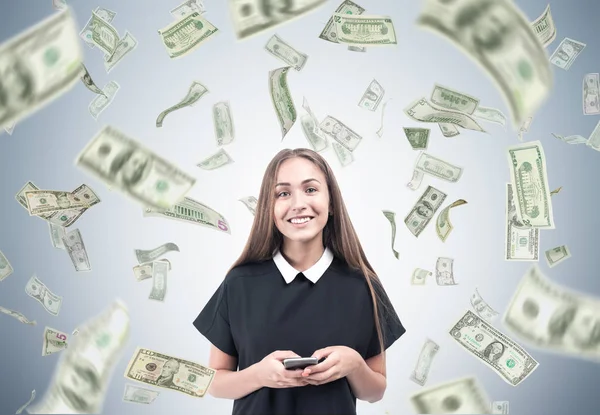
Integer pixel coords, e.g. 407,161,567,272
290,217,311,224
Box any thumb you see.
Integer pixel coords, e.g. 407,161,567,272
311,347,333,360
272,350,301,361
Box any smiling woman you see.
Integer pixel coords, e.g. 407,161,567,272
192,148,406,415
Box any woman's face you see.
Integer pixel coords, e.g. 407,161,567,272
273,157,330,246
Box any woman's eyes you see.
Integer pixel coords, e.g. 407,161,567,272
276,188,317,197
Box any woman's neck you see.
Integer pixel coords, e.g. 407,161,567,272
280,240,325,272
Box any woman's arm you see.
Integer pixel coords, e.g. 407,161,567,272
207,345,263,400
346,352,387,403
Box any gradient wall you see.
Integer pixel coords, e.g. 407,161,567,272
1,0,599,414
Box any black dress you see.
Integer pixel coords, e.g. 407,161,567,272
193,256,406,415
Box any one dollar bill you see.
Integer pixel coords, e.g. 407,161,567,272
503,265,600,361
507,141,554,228
405,185,447,237
0,8,84,127
124,347,216,397
75,125,196,210
450,310,539,386
417,0,553,127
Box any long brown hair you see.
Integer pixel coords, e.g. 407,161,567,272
227,148,390,369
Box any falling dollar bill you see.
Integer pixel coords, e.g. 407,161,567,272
89,80,120,120
3,121,16,135
405,185,447,237
170,0,206,18
25,275,62,316
0,8,84,127
76,125,197,210
531,4,556,47
491,401,509,414
105,32,138,73
213,101,235,146
79,7,117,49
124,347,216,397
549,37,586,70
471,287,500,322
0,305,36,325
301,97,328,152
265,34,308,71
376,99,391,137
404,98,485,132
503,265,600,360
156,81,209,127
62,228,92,272
438,123,460,138
583,73,600,115
418,0,553,128
332,14,397,46
149,260,169,301
586,120,600,151
25,190,90,216
197,148,234,170
42,326,69,356
411,268,431,285
332,141,354,167
269,66,297,139
301,114,328,152
88,11,120,56
28,300,130,414
518,116,532,141
410,338,439,386
17,182,100,227
410,376,491,414
48,223,66,250
358,79,385,111
382,211,400,259
135,243,180,264
430,84,479,114
144,197,231,234
123,384,160,404
319,115,362,152
133,263,153,281
473,106,507,127
53,0,67,10
436,199,467,242
550,186,562,196
435,257,457,286
229,0,326,40
403,128,429,150
407,169,424,191
239,196,258,216
450,310,539,386
415,152,463,183
507,140,554,228
15,390,36,414
158,12,218,59
80,63,107,97
544,245,571,268
505,183,539,261
319,0,365,43
551,132,588,145
0,250,14,281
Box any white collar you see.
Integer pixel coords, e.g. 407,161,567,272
272,246,334,284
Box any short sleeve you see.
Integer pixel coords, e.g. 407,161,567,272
365,281,406,359
192,279,238,357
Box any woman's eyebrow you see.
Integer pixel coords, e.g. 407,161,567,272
275,178,320,187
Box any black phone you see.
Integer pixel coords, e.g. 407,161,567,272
282,357,318,370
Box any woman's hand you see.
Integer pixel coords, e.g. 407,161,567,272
300,346,363,386
255,350,310,389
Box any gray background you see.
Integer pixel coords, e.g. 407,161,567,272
1,0,599,414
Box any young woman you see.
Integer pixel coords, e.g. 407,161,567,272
193,148,406,415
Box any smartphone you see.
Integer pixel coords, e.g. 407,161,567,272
282,357,318,370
